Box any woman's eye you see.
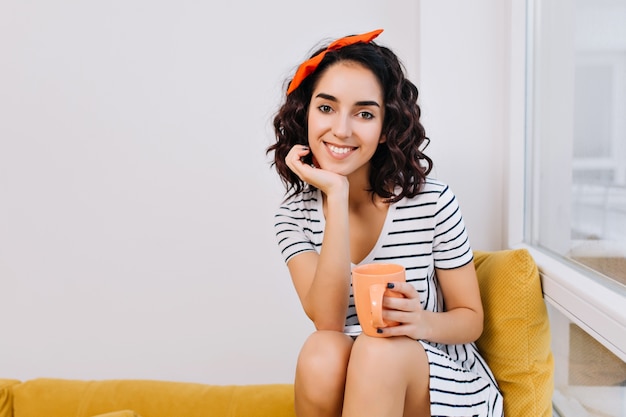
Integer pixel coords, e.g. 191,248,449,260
318,105,332,113
358,111,374,120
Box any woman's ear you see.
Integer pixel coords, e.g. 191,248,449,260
379,135,387,143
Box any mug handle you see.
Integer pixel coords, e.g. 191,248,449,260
369,283,387,328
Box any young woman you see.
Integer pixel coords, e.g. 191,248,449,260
267,29,503,417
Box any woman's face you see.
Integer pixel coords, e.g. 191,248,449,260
307,62,385,180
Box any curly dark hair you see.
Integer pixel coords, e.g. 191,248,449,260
267,38,432,203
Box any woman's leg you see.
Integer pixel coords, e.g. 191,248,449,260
294,330,354,417
342,335,431,417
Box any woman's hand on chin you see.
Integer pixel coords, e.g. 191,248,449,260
286,145,348,196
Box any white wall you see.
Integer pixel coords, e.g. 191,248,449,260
419,1,507,252
0,0,508,384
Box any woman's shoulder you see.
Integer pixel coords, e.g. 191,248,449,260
393,178,458,209
421,177,451,193
398,178,452,201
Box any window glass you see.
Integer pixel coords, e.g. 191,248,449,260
529,0,626,290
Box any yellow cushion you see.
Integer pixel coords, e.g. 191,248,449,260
12,378,295,417
474,249,554,417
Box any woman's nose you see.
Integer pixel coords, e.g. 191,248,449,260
332,114,351,139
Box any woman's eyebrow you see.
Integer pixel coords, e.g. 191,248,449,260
315,93,338,102
314,93,380,108
355,100,380,107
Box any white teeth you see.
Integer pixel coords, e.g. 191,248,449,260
328,144,354,154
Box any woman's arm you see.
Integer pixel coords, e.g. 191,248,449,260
285,145,352,331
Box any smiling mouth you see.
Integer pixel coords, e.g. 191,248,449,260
326,143,357,155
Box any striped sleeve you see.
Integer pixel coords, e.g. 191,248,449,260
273,190,322,263
432,185,473,269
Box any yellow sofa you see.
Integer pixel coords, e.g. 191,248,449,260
0,249,553,417
0,378,295,417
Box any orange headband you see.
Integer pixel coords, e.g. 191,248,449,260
287,29,384,95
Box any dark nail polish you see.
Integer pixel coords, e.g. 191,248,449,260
377,328,383,334
387,282,395,289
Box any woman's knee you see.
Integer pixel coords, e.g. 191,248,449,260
343,336,430,415
296,330,353,380
295,331,353,413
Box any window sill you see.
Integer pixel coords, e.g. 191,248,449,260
514,243,626,362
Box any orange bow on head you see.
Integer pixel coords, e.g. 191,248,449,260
287,29,384,95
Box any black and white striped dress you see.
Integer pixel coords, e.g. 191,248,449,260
273,179,504,417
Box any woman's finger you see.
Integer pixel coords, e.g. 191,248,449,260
286,145,310,165
383,295,416,312
375,323,415,338
383,282,423,313
386,281,419,299
285,145,313,177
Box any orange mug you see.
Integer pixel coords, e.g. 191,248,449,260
352,263,406,337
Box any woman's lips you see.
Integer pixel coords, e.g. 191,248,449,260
325,142,356,159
